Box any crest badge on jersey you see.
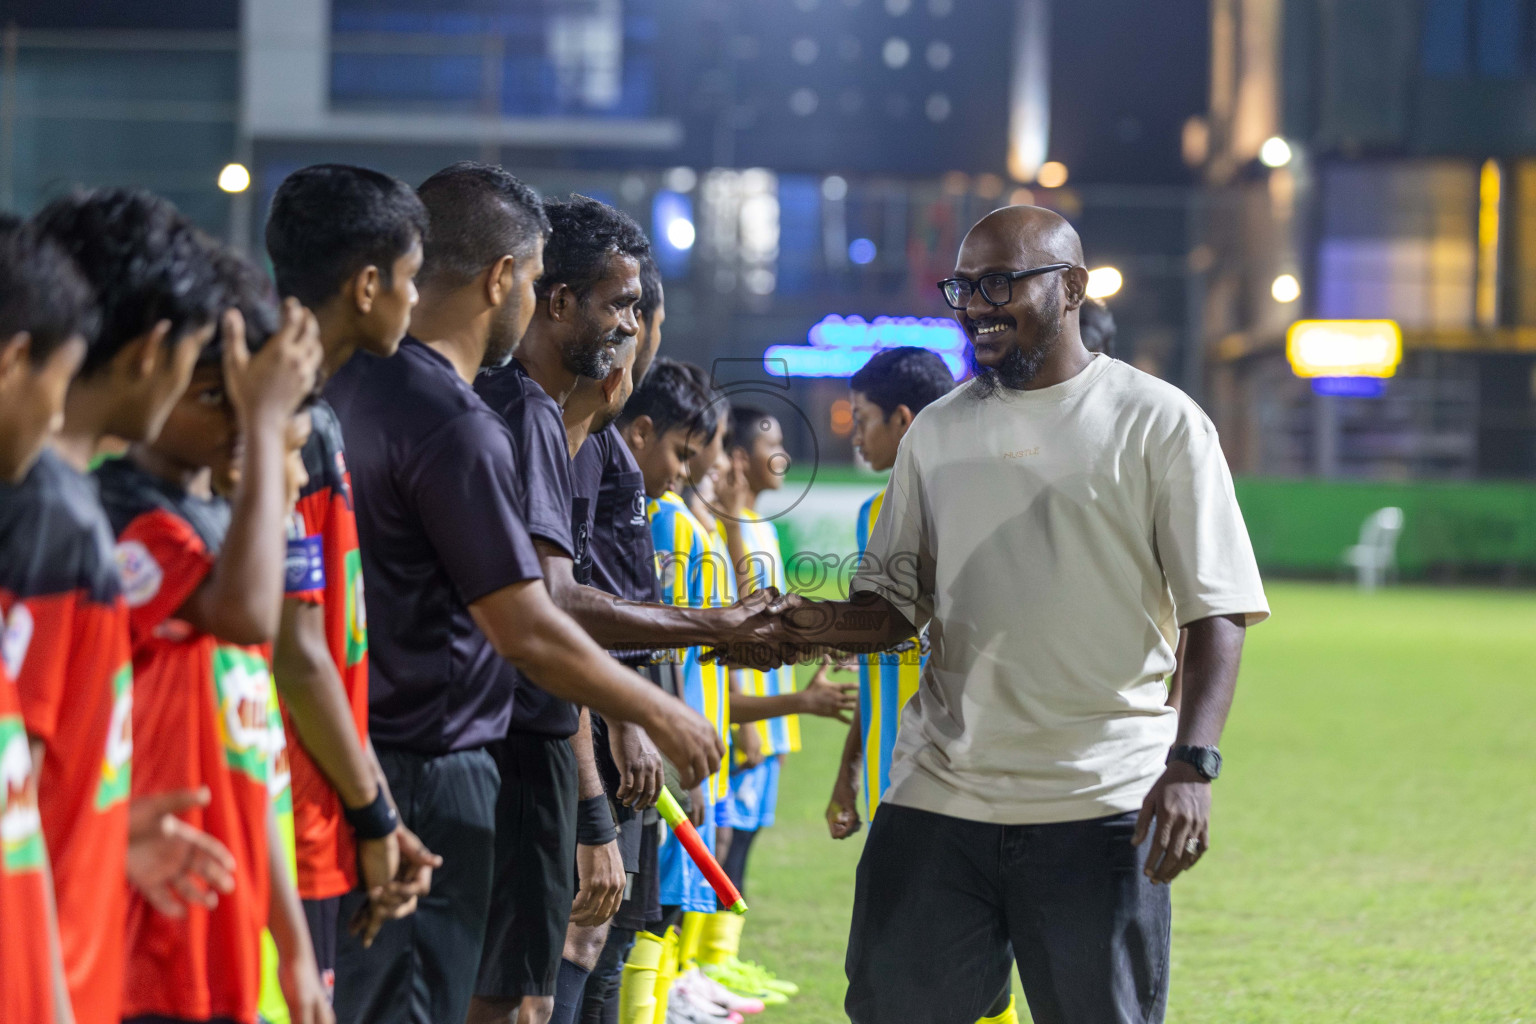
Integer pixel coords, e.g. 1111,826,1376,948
114,539,163,609
1,603,34,679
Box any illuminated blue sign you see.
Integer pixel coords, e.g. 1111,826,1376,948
764,314,968,379
1311,376,1386,398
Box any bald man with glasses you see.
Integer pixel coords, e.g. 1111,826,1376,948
769,207,1269,1024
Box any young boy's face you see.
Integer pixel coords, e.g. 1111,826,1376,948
0,335,86,482
742,414,788,494
153,362,239,490
123,321,218,446
687,417,728,494
850,390,902,473
628,420,702,500
356,239,423,359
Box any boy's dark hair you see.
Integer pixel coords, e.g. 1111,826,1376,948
0,214,100,365
203,247,282,366
536,194,652,302
33,187,222,378
265,163,428,308
637,253,663,323
618,357,721,440
1079,298,1116,357
726,404,775,454
849,346,956,419
416,162,549,289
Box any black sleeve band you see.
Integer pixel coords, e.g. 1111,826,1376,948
576,793,618,846
343,788,399,841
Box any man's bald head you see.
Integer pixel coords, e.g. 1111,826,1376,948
950,205,1091,397
959,205,1085,272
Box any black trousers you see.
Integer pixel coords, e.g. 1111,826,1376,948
333,746,500,1024
846,805,1170,1024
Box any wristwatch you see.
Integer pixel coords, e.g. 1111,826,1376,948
1166,745,1222,781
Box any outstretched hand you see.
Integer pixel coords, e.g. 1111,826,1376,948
799,658,858,722
127,788,237,918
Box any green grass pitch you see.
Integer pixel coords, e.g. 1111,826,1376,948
736,582,1536,1023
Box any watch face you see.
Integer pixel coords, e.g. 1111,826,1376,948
1197,748,1222,780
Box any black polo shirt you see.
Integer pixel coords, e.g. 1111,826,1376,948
581,424,660,605
474,358,580,738
325,338,542,755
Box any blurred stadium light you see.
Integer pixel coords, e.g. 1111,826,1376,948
1286,320,1403,380
1086,266,1123,299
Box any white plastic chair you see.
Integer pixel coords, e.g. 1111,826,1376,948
1343,507,1404,591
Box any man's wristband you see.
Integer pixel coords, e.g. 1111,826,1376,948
343,788,399,841
576,794,618,846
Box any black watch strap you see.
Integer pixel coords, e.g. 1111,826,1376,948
1166,744,1222,781
344,788,399,841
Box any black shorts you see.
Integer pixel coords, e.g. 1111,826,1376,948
476,732,579,1000
302,895,342,1003
612,810,661,932
333,746,501,1024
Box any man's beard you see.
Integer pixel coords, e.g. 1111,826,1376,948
968,302,1062,399
563,325,619,381
482,294,527,370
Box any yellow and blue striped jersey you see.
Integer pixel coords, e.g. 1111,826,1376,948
733,509,800,756
856,490,923,821
650,490,732,802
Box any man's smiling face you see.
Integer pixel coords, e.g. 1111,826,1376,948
951,207,1088,395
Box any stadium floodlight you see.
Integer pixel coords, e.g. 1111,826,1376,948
1036,161,1069,188
218,163,251,193
1259,136,1293,168
666,217,696,250
1286,320,1402,379
1271,273,1301,303
1085,266,1122,299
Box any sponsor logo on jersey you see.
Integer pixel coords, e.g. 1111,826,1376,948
114,539,163,609
95,664,133,809
0,718,44,873
344,549,367,667
285,534,325,594
213,647,271,782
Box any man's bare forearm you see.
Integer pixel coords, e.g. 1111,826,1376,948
272,600,377,809
538,546,739,649
557,577,740,649
729,691,810,724
1173,614,1246,747
571,708,606,801
782,592,916,655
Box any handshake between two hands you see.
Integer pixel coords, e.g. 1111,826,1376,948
700,588,849,671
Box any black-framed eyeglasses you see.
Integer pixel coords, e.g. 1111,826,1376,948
937,264,1075,310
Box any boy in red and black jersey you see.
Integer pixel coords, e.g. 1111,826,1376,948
265,164,437,975
99,256,327,1024
0,214,97,1024
15,188,226,1024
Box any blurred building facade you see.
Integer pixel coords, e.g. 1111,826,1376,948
1199,0,1536,480
0,0,1215,467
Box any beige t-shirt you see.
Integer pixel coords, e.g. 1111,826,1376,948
850,355,1269,825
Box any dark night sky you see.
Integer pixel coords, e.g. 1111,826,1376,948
1049,0,1210,185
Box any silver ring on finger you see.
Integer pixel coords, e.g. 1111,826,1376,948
1184,836,1201,856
